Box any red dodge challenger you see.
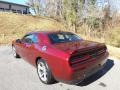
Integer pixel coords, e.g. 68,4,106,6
12,31,109,84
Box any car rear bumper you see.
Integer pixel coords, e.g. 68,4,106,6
62,52,109,84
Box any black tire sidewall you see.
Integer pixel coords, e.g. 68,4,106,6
12,46,20,58
37,59,54,84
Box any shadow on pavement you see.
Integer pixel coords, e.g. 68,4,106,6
78,59,114,86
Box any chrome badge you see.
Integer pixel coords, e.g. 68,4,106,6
42,46,47,51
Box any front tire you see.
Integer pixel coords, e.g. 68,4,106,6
12,46,20,58
37,59,55,84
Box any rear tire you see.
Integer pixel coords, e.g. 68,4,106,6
37,59,56,84
12,46,20,58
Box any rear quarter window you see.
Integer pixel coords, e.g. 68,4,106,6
48,32,82,44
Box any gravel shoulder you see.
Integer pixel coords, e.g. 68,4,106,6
0,46,120,90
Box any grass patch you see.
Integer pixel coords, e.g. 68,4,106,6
0,12,120,59
106,28,120,47
0,12,64,44
78,34,120,60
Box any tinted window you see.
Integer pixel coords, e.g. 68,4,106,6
22,34,38,44
48,32,82,44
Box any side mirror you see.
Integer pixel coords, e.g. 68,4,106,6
16,39,21,43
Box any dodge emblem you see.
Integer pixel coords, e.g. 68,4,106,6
42,46,47,51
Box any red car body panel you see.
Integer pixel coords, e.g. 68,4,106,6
12,31,109,84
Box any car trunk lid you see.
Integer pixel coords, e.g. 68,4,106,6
53,40,106,55
53,40,107,67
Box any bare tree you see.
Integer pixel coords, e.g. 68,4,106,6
44,0,62,17
27,0,43,15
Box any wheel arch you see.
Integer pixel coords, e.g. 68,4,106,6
36,56,56,84
35,57,42,67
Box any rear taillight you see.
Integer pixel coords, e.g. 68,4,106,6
69,46,106,67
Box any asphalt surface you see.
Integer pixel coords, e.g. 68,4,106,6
0,46,120,90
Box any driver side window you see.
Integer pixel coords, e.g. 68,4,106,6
22,34,38,44
23,38,33,44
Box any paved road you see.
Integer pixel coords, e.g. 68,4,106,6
0,46,120,90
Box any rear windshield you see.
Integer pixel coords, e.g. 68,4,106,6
48,32,82,44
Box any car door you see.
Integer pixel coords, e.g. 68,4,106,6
20,34,39,64
14,35,28,58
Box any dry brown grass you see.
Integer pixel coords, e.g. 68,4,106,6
0,12,64,44
79,34,120,60
0,12,120,60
